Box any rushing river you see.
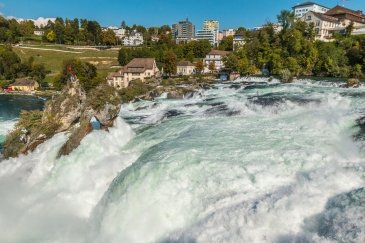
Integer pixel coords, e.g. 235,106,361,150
0,79,364,243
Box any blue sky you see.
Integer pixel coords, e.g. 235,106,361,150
0,0,364,29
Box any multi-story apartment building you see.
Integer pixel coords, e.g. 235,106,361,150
301,11,340,41
293,2,330,18
195,29,217,47
195,20,220,47
172,18,195,43
299,4,365,40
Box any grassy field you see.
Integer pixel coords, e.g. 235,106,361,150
13,45,121,80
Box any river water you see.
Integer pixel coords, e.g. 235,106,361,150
0,79,364,243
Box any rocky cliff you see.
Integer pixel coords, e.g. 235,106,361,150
3,76,121,159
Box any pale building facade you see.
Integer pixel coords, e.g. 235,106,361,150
10,79,39,92
107,58,160,89
123,30,144,46
177,61,195,76
293,2,330,18
301,11,340,41
204,50,230,72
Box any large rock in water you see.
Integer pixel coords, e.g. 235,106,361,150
2,77,121,159
42,79,86,132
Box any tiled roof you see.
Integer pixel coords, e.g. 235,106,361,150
177,60,195,66
326,5,365,18
293,2,329,9
11,78,37,86
311,11,339,22
126,58,155,71
208,50,230,56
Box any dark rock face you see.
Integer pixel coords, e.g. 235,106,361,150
3,77,121,159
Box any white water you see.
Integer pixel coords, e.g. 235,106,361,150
0,79,364,243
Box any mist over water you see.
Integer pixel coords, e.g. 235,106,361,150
0,79,364,243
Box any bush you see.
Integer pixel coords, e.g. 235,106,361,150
280,68,294,83
119,79,152,103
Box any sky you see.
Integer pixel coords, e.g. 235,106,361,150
0,0,364,29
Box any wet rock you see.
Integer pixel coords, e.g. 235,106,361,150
346,78,360,88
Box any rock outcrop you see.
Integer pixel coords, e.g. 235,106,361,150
3,76,121,159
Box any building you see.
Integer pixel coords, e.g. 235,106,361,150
106,71,125,89
123,30,144,46
107,58,160,89
301,11,340,41
233,35,245,51
299,5,365,40
293,2,330,18
106,26,126,39
352,25,365,35
33,29,44,36
195,29,218,47
172,18,195,43
177,61,195,76
195,20,220,47
10,78,39,92
325,5,365,27
222,29,236,37
204,50,230,72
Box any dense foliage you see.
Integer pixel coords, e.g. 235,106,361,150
222,16,365,78
53,59,103,91
118,40,212,67
0,46,49,85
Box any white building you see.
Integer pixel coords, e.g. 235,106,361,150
301,11,340,41
195,29,217,47
177,61,195,76
107,58,160,89
223,29,236,37
106,26,126,39
195,20,220,47
293,2,330,18
123,30,144,46
233,35,245,51
33,29,44,36
204,50,230,72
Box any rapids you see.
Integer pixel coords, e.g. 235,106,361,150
0,79,364,243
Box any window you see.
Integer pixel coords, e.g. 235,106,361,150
307,16,312,21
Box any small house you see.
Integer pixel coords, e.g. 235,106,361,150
10,78,39,92
177,60,195,76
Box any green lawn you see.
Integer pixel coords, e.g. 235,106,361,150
13,45,121,78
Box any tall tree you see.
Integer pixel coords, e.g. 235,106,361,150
277,10,295,30
163,49,177,76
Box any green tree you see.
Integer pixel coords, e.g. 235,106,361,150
195,60,204,74
102,29,117,45
118,48,131,66
208,62,216,73
54,59,100,91
46,30,56,42
345,22,354,37
163,50,177,76
277,10,295,30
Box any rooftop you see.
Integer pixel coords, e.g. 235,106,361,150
11,78,37,86
119,58,156,73
292,2,329,10
207,50,230,56
177,60,195,66
310,11,339,23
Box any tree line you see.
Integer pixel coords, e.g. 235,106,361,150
223,11,365,79
0,16,174,46
0,46,48,87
